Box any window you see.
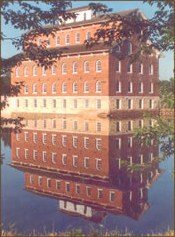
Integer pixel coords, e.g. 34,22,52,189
149,82,154,93
138,63,143,74
24,149,28,159
42,83,47,93
96,81,102,93
96,60,102,72
62,119,67,129
138,119,143,128
16,148,20,158
42,151,47,162
16,99,19,107
62,154,67,165
116,60,121,72
139,99,143,109
96,99,101,109
33,66,37,76
128,42,132,54
96,159,102,170
33,150,37,160
42,66,46,75
25,99,28,107
33,133,37,143
86,32,91,40
51,134,56,145
84,137,89,149
84,121,89,131
29,175,34,184
24,131,28,142
52,153,57,164
52,65,57,75
65,182,70,192
128,81,133,93
43,99,47,108
65,34,70,44
52,82,56,94
96,138,102,150
62,82,67,93
33,83,37,94
75,33,80,43
47,178,51,188
115,138,121,149
76,184,80,194
109,191,115,202
24,66,29,77
116,99,121,109
127,137,133,148
43,119,47,128
73,121,78,130
84,81,89,93
127,62,133,73
84,157,90,168
62,63,67,74
139,82,143,93
52,119,56,128
24,84,28,94
63,99,66,108
84,61,89,72
56,36,60,45
149,99,153,109
128,156,133,165
16,133,20,141
15,67,20,77
96,122,101,132
128,120,133,131
42,133,47,144
56,180,61,189
73,136,78,148
149,64,153,75
73,62,78,74
38,176,42,186
116,81,121,92
128,99,133,109
84,99,89,108
98,189,103,199
72,82,78,93
62,135,67,147
73,155,78,167
34,99,37,108
86,186,92,196
116,121,121,132
140,154,144,164
53,99,56,108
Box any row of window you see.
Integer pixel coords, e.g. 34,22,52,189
15,61,154,77
29,175,117,201
15,60,102,77
16,148,103,169
23,81,102,94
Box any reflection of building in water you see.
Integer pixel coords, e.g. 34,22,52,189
11,116,161,220
4,6,159,116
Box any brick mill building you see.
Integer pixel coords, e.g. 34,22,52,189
11,115,161,220
8,6,160,116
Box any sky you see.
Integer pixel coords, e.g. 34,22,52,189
1,0,174,80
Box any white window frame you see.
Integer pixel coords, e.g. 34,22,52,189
24,148,28,159
62,135,67,147
51,65,57,75
51,153,57,164
96,60,102,72
73,155,78,167
116,99,121,109
138,63,143,74
84,137,89,149
96,99,101,109
33,66,37,76
128,81,133,93
24,131,28,142
84,81,89,93
42,151,47,162
62,82,67,93
33,132,37,143
96,81,102,93
51,134,56,145
73,82,78,93
42,133,47,144
116,60,121,72
127,63,133,73
149,64,153,75
16,147,20,158
32,83,37,94
96,138,102,150
116,81,121,93
109,191,115,202
42,83,47,94
96,121,101,132
73,136,78,148
139,81,143,93
84,157,90,169
84,61,89,73
15,67,20,77
73,62,78,74
65,34,70,45
75,32,80,44
62,154,67,165
24,66,29,77
149,82,154,94
52,82,56,94
33,150,37,160
42,66,46,76
24,83,28,94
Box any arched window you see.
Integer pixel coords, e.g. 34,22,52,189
86,32,91,40
42,66,46,76
56,36,60,45
51,65,57,75
75,33,80,43
62,63,67,74
24,66,29,77
73,82,78,93
84,61,89,73
33,83,37,94
42,83,47,93
65,34,70,44
15,67,20,77
62,82,67,93
84,81,89,93
24,83,28,94
73,62,78,74
96,60,102,72
96,81,102,93
33,66,37,76
52,82,56,94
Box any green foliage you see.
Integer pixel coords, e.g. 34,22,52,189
159,77,174,109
